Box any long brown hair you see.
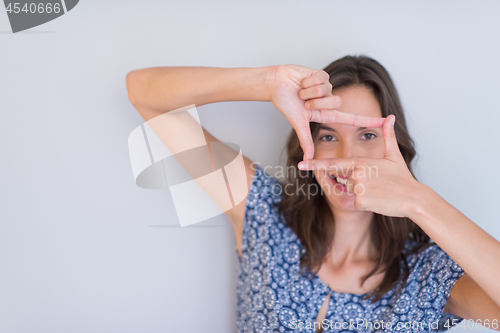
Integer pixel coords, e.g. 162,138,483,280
277,55,432,302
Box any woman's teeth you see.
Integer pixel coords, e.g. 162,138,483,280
331,175,348,185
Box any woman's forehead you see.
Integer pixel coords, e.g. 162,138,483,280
334,85,382,118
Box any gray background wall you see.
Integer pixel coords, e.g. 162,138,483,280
1,1,499,332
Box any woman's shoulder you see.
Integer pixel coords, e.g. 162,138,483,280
238,164,298,273
241,164,301,250
246,164,284,209
397,239,466,330
402,238,465,294
403,239,462,271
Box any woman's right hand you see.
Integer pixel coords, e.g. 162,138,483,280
267,64,385,161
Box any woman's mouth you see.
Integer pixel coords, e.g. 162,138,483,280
329,174,348,192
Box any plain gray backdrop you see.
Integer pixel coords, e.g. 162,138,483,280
1,1,499,332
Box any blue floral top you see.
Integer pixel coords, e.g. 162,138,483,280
235,165,466,333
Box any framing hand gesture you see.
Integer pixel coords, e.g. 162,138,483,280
297,114,421,218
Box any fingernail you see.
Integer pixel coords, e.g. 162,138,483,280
305,101,310,109
298,162,306,170
390,115,396,126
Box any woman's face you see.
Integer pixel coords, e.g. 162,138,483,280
313,85,385,212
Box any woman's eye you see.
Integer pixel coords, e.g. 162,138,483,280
320,135,336,142
362,133,377,140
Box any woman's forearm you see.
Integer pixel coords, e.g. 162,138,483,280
125,66,275,114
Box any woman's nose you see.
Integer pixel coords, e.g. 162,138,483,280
336,141,358,159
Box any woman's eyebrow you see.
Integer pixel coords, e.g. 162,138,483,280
319,125,369,132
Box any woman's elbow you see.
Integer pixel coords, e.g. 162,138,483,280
125,70,145,106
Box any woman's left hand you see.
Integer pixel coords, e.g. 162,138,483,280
297,114,423,218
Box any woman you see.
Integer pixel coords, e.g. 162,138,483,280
126,56,500,332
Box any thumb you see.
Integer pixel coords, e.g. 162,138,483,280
383,115,402,161
293,120,315,161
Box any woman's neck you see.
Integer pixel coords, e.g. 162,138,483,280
327,209,377,266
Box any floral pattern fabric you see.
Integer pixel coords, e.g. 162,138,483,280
235,165,466,333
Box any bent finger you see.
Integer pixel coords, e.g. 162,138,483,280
301,70,330,89
299,82,332,100
305,95,341,111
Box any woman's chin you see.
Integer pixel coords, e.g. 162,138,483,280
327,194,357,211
318,181,361,211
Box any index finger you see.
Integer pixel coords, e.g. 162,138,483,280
310,110,386,128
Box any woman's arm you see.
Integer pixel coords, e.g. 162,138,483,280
126,66,274,121
409,183,500,329
125,66,274,251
